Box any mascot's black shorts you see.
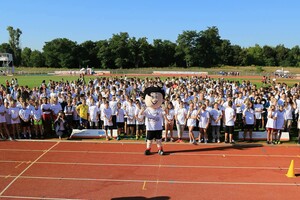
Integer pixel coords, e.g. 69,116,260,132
146,130,162,140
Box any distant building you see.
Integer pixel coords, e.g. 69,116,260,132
0,53,14,74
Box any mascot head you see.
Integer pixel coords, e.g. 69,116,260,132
143,87,165,109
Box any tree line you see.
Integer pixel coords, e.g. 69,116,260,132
1,26,300,68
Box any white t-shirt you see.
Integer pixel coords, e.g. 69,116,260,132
9,107,20,124
296,99,300,110
186,109,198,127
198,110,210,128
0,105,6,123
254,104,264,119
9,107,19,119
172,100,180,111
284,104,293,120
210,109,222,126
276,110,285,130
175,108,187,125
135,107,145,125
144,107,164,131
88,105,99,122
27,104,35,113
235,98,244,113
164,109,175,121
116,108,125,123
31,108,42,120
225,107,235,126
5,107,11,125
99,103,106,120
19,108,31,122
126,105,136,125
266,111,277,129
102,107,113,126
51,103,62,115
41,103,51,114
243,108,255,125
109,101,118,115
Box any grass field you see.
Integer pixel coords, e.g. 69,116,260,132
12,66,300,75
1,65,299,88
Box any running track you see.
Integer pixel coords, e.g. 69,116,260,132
0,140,299,200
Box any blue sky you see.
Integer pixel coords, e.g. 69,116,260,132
1,0,300,50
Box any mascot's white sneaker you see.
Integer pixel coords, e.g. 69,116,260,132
158,149,164,155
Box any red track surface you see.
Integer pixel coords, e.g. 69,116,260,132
0,140,300,200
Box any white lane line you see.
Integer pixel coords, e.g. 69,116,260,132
0,174,299,187
0,142,60,197
0,149,45,152
0,160,22,163
0,160,299,170
14,162,24,168
0,148,299,158
0,195,82,200
34,161,296,170
14,175,300,187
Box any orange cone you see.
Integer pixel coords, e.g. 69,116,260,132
286,160,296,178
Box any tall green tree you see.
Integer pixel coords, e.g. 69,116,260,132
287,45,300,67
0,43,13,54
197,26,223,67
128,37,150,68
152,39,176,67
97,40,113,69
262,45,276,66
43,38,80,68
6,26,22,66
176,30,200,67
245,44,264,66
21,47,32,67
219,40,235,65
229,45,243,66
80,40,100,68
109,32,131,68
30,50,45,67
275,45,290,66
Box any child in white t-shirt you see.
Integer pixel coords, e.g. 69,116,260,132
116,102,125,140
19,102,32,139
175,101,187,143
88,98,99,129
102,101,113,140
31,101,44,138
9,100,20,139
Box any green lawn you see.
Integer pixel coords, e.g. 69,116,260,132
13,66,300,75
0,66,299,88
0,75,299,89
0,75,80,88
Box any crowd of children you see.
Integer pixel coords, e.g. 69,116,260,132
0,75,300,144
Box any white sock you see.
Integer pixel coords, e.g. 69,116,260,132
146,140,152,149
156,139,163,150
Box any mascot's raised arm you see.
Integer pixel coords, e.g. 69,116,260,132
140,87,165,155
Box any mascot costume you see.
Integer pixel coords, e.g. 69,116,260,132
141,87,165,155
